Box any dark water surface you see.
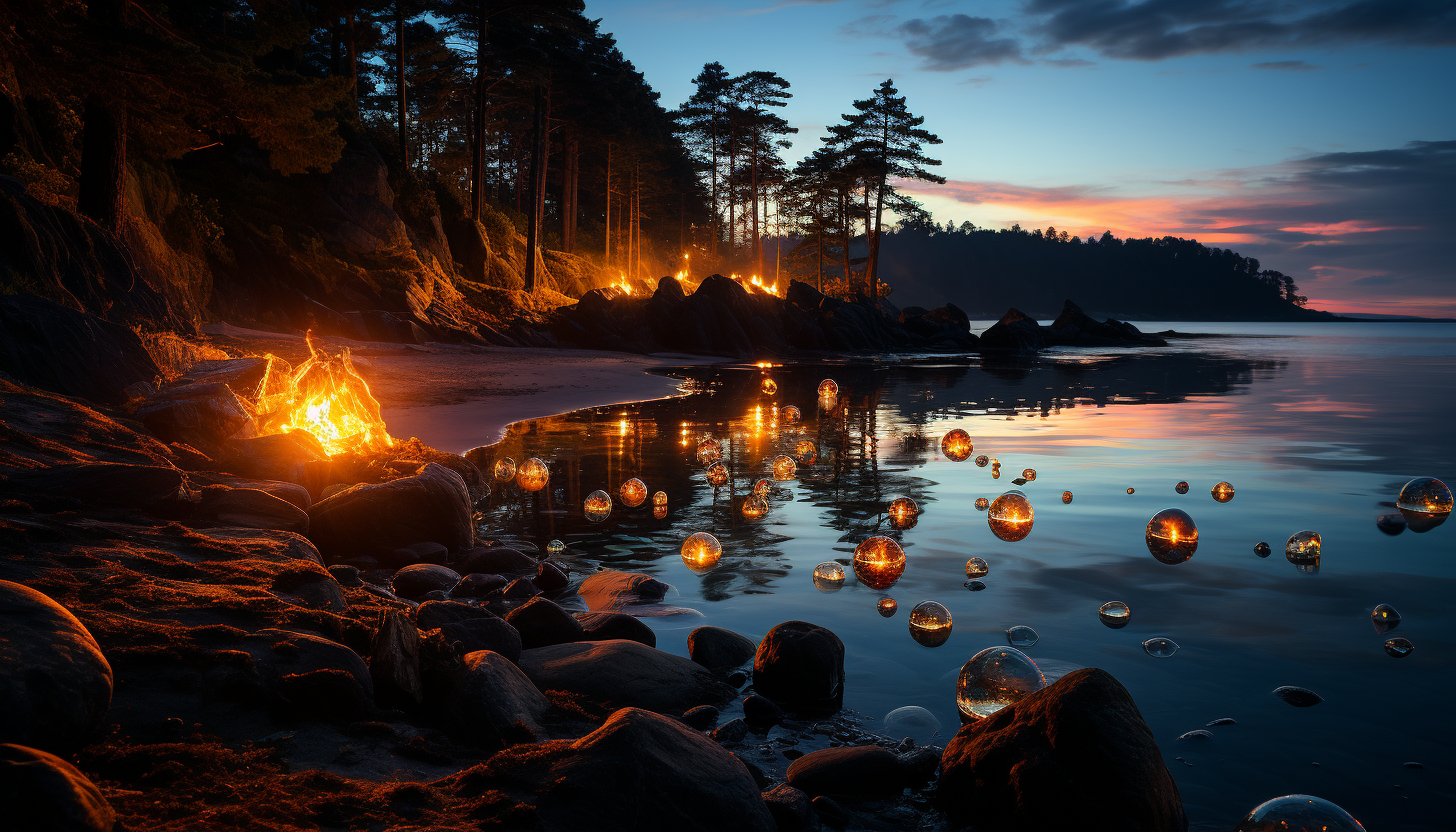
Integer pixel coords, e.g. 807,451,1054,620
469,322,1456,830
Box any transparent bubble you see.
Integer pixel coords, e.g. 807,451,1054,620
853,537,906,590
741,495,769,520
652,490,668,507
813,561,845,592
546,539,566,557
964,580,986,591
883,705,942,745
681,532,722,573
1098,601,1130,629
1397,477,1452,532
878,597,898,617
516,458,549,492
1285,531,1321,566
1061,491,1073,504
818,379,839,398
1175,481,1189,494
964,557,989,579
696,438,723,465
771,455,798,481
1005,625,1039,647
794,439,818,465
1384,637,1413,658
1146,508,1198,565
1212,481,1236,503
887,497,918,530
1142,637,1179,658
752,478,773,497
1234,794,1367,832
1254,541,1271,558
583,490,612,523
705,461,729,487
1021,468,1037,482
1127,487,1136,495
619,477,648,508
987,491,1034,542
493,457,517,482
1371,604,1400,634
908,601,953,647
956,646,1046,722
761,378,778,395
781,405,801,424
941,429,973,462
974,497,989,511
975,455,989,467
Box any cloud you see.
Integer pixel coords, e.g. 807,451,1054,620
892,14,1029,69
1251,59,1321,70
1043,57,1096,66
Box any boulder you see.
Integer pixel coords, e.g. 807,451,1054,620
0,743,115,832
137,382,253,450
681,705,720,731
688,626,757,671
741,694,783,728
454,546,536,575
1046,300,1167,347
752,621,845,713
438,618,522,665
449,650,548,746
0,582,112,752
937,668,1187,831
505,597,586,649
4,462,184,514
217,431,330,492
269,562,348,612
196,486,309,533
391,564,462,601
451,573,508,598
519,639,737,716
239,629,373,719
534,561,569,592
502,577,540,599
578,570,670,611
534,707,775,832
0,293,159,406
307,463,473,563
176,356,268,392
371,610,422,708
786,745,906,798
328,564,363,587
711,717,748,744
762,783,814,831
576,612,656,647
212,477,311,511
417,600,496,631
977,308,1046,353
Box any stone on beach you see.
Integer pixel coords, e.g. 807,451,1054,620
137,381,254,451
391,563,462,601
197,485,310,533
437,618,523,664
518,639,737,715
417,599,497,631
307,463,473,563
0,581,113,752
448,650,549,747
576,611,657,647
0,743,116,832
504,597,586,649
577,570,670,611
239,629,374,719
752,621,845,713
454,546,537,575
688,625,757,671
371,610,423,709
786,745,908,798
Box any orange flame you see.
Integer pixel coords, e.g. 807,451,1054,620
250,331,393,456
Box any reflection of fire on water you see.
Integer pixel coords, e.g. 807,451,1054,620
251,331,394,456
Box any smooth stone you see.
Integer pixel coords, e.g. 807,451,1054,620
449,650,548,747
451,573,508,598
742,694,784,727
726,671,748,688
270,562,348,612
753,621,845,714
786,745,907,798
328,565,363,588
437,618,522,665
0,743,116,832
899,745,943,783
518,639,736,716
137,381,252,450
402,541,449,565
762,783,815,831
712,718,749,744
505,597,585,649
0,581,113,752
454,546,537,575
502,577,541,599
391,564,462,601
197,485,310,533
576,611,657,647
682,705,720,731
1376,513,1406,535
239,629,373,719
371,610,422,709
578,570,670,611
307,463,473,563
535,561,569,592
937,668,1187,831
1273,686,1322,707
216,431,329,492
5,462,184,513
416,600,496,631
811,796,849,828
421,590,449,602
688,625,757,671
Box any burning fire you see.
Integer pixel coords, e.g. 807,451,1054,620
728,273,781,297
250,331,393,456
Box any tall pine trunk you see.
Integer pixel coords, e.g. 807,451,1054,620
727,127,736,255
868,172,885,302
750,115,760,276
604,143,611,265
562,133,577,252
525,86,545,292
346,9,359,117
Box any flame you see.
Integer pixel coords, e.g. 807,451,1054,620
250,331,393,456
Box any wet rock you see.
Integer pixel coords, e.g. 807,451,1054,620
937,667,1187,832
454,546,536,575
0,743,116,832
212,477,311,511
900,745,942,783
138,382,253,451
518,640,737,716
1376,513,1406,535
329,564,363,587
505,597,585,649
391,564,462,601
689,625,757,671
977,307,1046,353
0,293,160,406
762,783,815,831
240,629,373,719
742,694,784,728
811,796,849,828
576,611,656,647
448,651,548,747
535,561,569,592
535,707,774,832
437,618,522,665
417,600,496,631
196,486,309,533
712,718,749,744
786,745,906,798
0,581,113,752
1273,686,1322,707
502,577,540,599
217,432,330,493
451,573,508,598
404,541,449,565
578,570,669,611
682,705,720,731
753,621,845,713
270,562,348,612
1047,300,1167,347
371,611,422,709
308,463,473,563
421,590,449,602
727,671,749,688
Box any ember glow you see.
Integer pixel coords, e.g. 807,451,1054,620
252,331,393,456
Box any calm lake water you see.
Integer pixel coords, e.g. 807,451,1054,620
467,322,1456,831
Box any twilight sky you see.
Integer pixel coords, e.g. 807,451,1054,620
586,0,1456,317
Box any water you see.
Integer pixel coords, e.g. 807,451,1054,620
461,321,1456,830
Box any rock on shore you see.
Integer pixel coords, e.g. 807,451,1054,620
0,581,113,752
752,621,845,713
518,639,736,716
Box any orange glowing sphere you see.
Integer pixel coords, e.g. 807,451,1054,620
681,532,722,573
493,457,517,482
818,379,839,398
853,536,907,590
652,490,668,507
1398,476,1453,514
1285,530,1321,563
887,497,919,530
975,455,989,467
1021,468,1037,481
781,405,801,424
705,462,729,487
1175,481,1190,494
516,458,549,492
741,495,770,519
696,438,723,464
619,477,648,508
1127,487,1136,495
974,497,989,511
813,561,845,592
991,468,1001,479
878,597,898,617
987,491,1034,542
908,601,953,647
794,440,818,465
761,378,778,395
941,429,973,462
752,478,773,498
653,504,669,519
1146,507,1198,564
771,454,797,481
1211,481,1235,503
583,490,612,522
1061,491,1073,504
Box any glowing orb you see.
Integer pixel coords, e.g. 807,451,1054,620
781,405,801,424
1175,481,1189,494
813,561,845,592
761,378,778,395
941,429,973,462
794,440,818,465
1234,794,1366,832
771,455,797,481
818,379,838,398
1061,490,1073,504
1212,481,1235,503
653,490,668,507
852,536,906,590
493,457,517,482
956,646,1045,723
705,462,729,487
974,497,989,511
752,478,773,498
1021,468,1036,482
987,491,1034,542
1397,476,1452,532
583,490,612,522
653,504,668,519
887,497,918,530
908,601,953,647
964,557,988,579
681,532,722,573
696,438,723,464
619,477,648,508
741,495,769,520
1285,530,1321,573
546,539,565,557
516,458,549,492
1146,508,1198,564
877,598,898,617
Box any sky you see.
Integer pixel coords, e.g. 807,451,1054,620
585,0,1456,317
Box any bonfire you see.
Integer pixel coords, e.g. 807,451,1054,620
249,331,393,456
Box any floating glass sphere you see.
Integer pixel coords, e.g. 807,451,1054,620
1146,507,1199,565
516,458,549,492
1371,604,1400,634
813,561,845,592
990,458,1000,468
1061,490,1073,504
975,455,989,467
1098,601,1130,629
964,557,989,579
1254,541,1271,558
1127,487,1135,494
1021,468,1037,482
619,477,648,508
818,379,839,398
1384,637,1413,658
974,497,989,511
987,491,1034,542
991,468,1001,479
1175,481,1190,494
941,429,973,462
794,440,818,465
852,536,907,590
877,597,898,617
908,601,953,647
741,495,769,520
546,539,566,557
696,438,723,465
1285,530,1321,566
781,405,801,424
1142,637,1179,658
653,490,668,507
882,705,941,745
1234,794,1367,832
752,478,773,498
887,497,918,530
761,378,778,395
1212,481,1236,503
956,646,1045,723
493,457,517,482
583,490,612,522
1397,476,1452,532
1005,625,1039,648
771,454,798,481
705,461,729,487
653,504,669,520
681,532,722,573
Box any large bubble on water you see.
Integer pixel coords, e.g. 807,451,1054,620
987,491,1034,542
493,457,517,482
1397,477,1452,532
1384,637,1414,658
813,561,845,592
941,429,973,462
781,405,801,424
1099,601,1130,629
1211,481,1235,503
887,497,918,530
1005,626,1039,648
583,490,612,523
696,437,723,465
516,457,550,492
956,646,1046,723
1371,604,1400,634
883,705,942,745
1285,531,1321,574
740,495,769,520
909,601,953,647
1146,507,1198,564
619,477,648,508
853,536,906,590
795,440,818,465
680,532,722,574
546,539,566,557
818,378,839,398
1143,637,1179,658
771,454,798,481
705,461,729,487
1234,794,1366,832
964,557,989,579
